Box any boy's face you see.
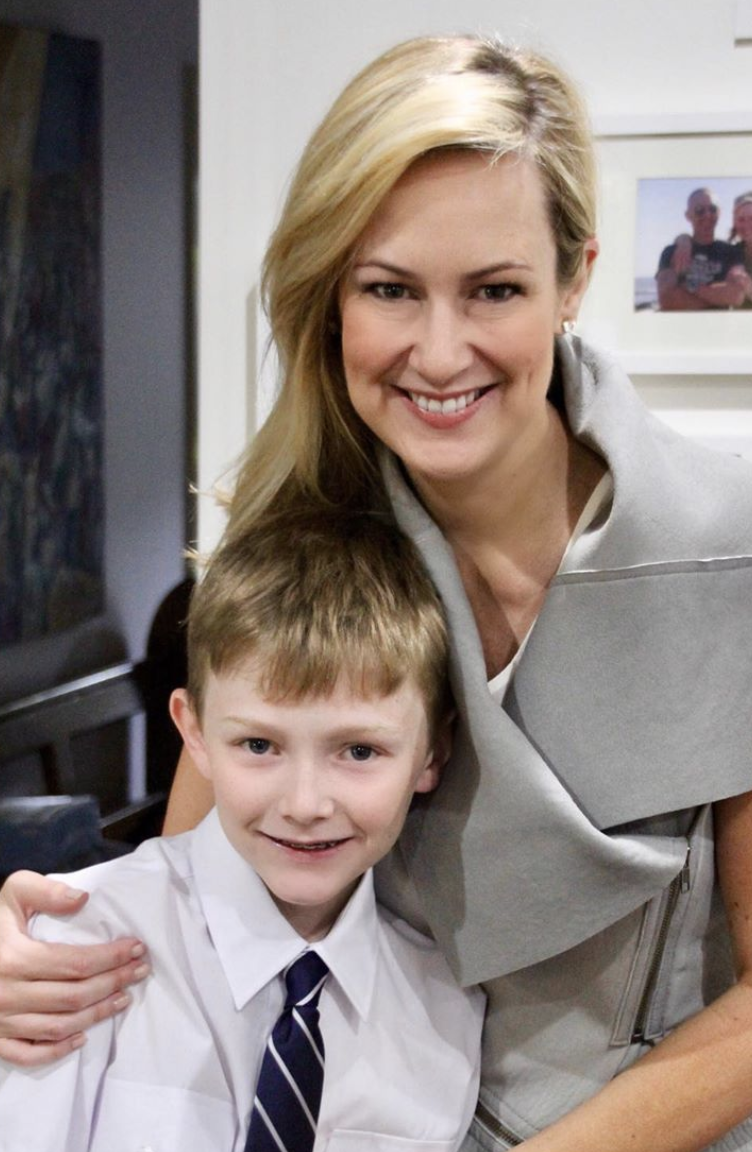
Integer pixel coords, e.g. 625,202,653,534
170,658,446,941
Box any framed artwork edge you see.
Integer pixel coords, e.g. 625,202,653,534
592,110,752,138
579,111,752,376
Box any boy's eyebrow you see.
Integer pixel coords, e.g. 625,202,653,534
321,722,406,740
221,715,408,739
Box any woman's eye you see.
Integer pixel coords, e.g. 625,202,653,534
243,738,271,755
347,744,377,762
366,282,409,301
476,283,520,302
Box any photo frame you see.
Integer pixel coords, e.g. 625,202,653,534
578,113,752,374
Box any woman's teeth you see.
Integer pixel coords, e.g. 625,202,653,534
409,389,480,414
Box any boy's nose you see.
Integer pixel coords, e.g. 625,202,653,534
278,765,336,823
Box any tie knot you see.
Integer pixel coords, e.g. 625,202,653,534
284,951,329,1010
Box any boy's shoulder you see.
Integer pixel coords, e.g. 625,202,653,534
373,901,485,1021
31,830,196,947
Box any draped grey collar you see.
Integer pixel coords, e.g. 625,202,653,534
377,336,752,984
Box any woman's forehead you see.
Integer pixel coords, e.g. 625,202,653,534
353,151,555,273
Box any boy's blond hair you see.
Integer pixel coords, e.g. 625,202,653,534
187,511,451,737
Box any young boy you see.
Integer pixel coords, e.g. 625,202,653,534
0,511,484,1151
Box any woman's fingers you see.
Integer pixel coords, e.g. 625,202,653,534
0,948,150,1066
0,870,150,1066
0,1032,87,1068
0,985,134,1045
0,932,148,986
0,870,89,920
0,950,149,1018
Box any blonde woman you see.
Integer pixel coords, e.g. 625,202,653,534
730,192,752,306
3,35,752,1152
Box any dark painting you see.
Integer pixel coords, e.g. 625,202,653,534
0,24,103,644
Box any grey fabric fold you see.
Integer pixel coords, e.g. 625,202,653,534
376,337,752,985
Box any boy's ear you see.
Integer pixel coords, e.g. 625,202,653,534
169,688,212,781
414,716,454,795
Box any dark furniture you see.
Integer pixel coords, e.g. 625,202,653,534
0,659,175,878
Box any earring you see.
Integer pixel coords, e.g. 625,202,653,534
562,319,577,336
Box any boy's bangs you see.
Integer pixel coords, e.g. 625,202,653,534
246,636,410,705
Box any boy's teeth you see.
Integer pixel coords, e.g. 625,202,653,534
285,840,338,851
410,390,479,413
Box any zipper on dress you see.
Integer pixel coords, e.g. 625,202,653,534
631,845,691,1043
474,1099,523,1148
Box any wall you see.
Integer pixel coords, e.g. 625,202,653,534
198,0,752,550
0,0,197,700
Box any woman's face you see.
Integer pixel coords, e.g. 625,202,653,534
339,151,595,494
735,201,752,246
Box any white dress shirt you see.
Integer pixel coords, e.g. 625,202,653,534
0,809,484,1152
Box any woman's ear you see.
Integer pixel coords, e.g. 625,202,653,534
560,236,599,325
169,689,212,781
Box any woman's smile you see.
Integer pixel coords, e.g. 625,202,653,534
398,382,498,429
339,150,591,495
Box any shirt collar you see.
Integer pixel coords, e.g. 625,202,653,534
190,809,379,1019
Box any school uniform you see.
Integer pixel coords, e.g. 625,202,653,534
0,809,484,1152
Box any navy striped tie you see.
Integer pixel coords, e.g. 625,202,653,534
246,951,329,1152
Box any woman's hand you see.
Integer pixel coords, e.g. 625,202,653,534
0,871,149,1067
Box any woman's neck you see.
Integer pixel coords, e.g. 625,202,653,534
408,406,606,674
414,404,598,558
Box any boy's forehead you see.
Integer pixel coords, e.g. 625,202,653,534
202,659,429,721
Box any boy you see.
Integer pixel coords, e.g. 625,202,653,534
0,511,484,1151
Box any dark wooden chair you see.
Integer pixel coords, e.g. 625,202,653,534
0,659,174,872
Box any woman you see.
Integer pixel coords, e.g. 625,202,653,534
730,192,752,306
3,35,752,1152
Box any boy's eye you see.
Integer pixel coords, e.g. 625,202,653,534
243,738,271,755
347,744,377,762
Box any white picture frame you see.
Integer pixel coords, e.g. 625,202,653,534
579,112,752,375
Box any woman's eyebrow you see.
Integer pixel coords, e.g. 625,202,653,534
353,258,533,278
463,261,533,278
352,259,415,277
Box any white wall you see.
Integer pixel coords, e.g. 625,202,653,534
0,0,197,697
199,0,752,549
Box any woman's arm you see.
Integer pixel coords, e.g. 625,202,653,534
0,748,211,1067
519,790,752,1152
162,745,214,835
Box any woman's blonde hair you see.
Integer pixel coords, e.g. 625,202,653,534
226,34,597,541
730,191,752,243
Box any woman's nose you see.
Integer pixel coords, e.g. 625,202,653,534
407,302,475,387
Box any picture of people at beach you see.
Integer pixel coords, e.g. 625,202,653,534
634,177,752,311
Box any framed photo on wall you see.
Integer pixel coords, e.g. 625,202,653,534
578,113,752,374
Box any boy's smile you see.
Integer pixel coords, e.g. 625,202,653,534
171,660,444,941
